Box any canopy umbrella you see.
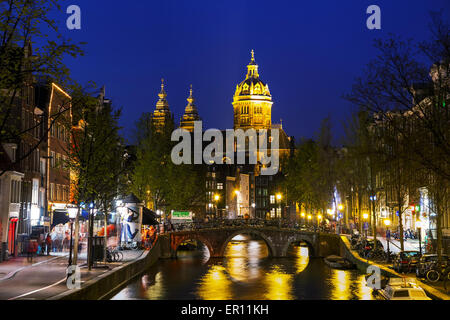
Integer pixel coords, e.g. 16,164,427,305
142,207,159,226
51,211,70,229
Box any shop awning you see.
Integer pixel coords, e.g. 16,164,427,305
51,210,70,229
142,207,159,225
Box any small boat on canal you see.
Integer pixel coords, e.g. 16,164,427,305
324,255,356,270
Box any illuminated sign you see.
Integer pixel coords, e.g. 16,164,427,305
172,211,192,219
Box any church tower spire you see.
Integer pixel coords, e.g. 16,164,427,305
152,78,173,132
180,84,201,132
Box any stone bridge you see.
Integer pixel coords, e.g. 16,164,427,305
167,227,341,258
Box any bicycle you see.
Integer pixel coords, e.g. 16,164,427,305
367,248,387,261
426,262,450,283
106,247,123,262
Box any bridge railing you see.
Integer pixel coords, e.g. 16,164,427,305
163,219,338,234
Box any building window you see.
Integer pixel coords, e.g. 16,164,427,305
270,195,275,204
217,183,223,190
51,151,56,168
50,183,55,201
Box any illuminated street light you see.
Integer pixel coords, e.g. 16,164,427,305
327,209,333,215
338,204,344,211
363,213,369,220
276,193,282,201
317,214,323,220
214,194,220,201
307,215,312,220
301,212,306,218
67,204,78,267
384,218,392,262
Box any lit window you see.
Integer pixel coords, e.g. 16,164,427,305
270,195,275,204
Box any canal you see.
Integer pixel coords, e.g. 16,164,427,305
111,235,375,300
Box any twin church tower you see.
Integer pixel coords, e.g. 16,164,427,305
151,50,274,132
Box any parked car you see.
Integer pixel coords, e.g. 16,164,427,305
392,251,421,273
416,254,450,278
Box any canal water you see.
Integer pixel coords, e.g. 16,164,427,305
111,235,375,300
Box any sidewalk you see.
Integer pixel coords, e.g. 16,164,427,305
346,235,449,299
0,249,144,300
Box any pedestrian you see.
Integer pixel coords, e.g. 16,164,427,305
45,233,52,256
27,239,37,263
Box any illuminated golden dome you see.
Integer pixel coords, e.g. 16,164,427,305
233,50,273,130
234,50,272,99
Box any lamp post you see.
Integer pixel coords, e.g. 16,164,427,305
416,219,423,256
214,194,220,219
300,212,306,226
67,205,78,267
338,204,344,234
363,213,369,238
384,218,392,262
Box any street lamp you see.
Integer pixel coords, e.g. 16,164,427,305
276,193,282,220
384,219,392,262
67,205,78,267
416,219,423,256
363,213,369,238
214,194,220,219
317,214,323,229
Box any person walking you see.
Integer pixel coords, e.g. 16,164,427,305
45,234,52,256
27,240,37,263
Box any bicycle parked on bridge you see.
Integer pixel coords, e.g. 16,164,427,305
106,247,124,263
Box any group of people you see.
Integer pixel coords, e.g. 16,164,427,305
24,234,52,263
142,225,158,250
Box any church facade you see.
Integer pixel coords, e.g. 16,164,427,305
149,51,294,220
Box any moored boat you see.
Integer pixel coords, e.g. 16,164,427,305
324,255,355,270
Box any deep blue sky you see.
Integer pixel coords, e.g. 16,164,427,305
57,0,450,144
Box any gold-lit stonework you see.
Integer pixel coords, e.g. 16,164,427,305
233,50,273,130
180,85,201,132
152,78,173,132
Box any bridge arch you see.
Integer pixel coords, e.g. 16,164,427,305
219,229,277,258
171,233,215,257
281,235,316,258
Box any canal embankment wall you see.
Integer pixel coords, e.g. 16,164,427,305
50,235,172,300
339,235,449,300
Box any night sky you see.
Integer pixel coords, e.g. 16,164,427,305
57,0,450,144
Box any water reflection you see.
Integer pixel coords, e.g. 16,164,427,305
111,237,375,300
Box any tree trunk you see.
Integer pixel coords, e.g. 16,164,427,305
436,192,443,265
358,191,363,234
103,205,108,264
371,195,377,250
72,206,81,265
87,209,94,270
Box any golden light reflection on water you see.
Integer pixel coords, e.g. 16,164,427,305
119,237,376,300
357,275,374,300
197,265,232,300
330,269,351,300
330,270,375,301
293,246,310,274
224,237,267,282
143,272,164,300
263,265,294,300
